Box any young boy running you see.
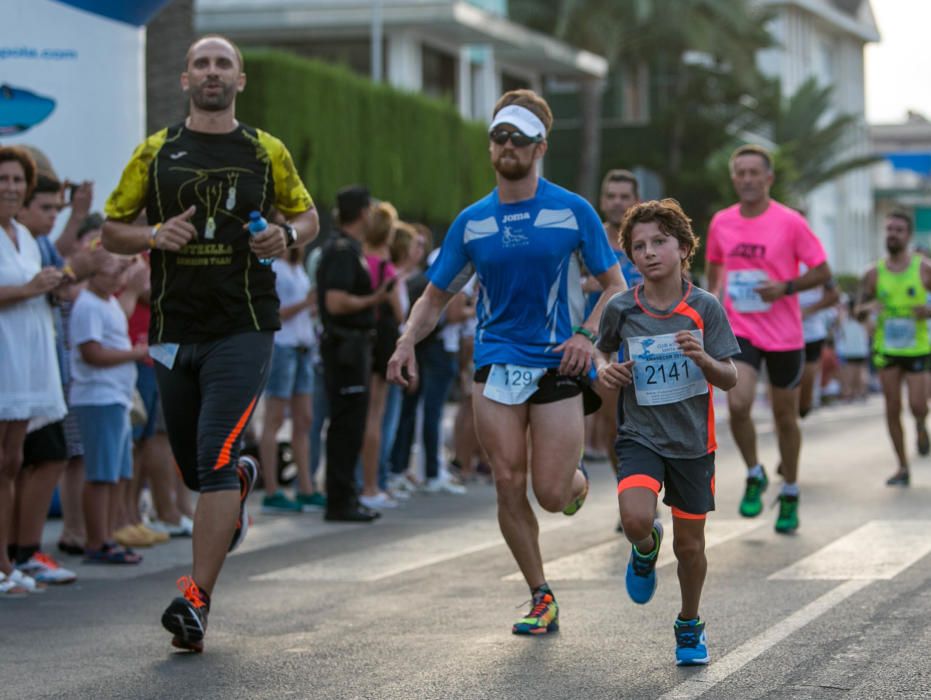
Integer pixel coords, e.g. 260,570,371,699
594,199,740,665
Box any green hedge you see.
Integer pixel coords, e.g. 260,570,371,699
238,50,494,226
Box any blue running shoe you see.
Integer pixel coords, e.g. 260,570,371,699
674,617,709,666
625,519,662,605
563,460,589,516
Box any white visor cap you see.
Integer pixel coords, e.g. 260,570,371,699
489,105,546,139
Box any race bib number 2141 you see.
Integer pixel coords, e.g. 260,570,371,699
628,331,708,406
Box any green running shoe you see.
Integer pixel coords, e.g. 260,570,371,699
261,491,303,514
774,493,799,533
738,468,768,518
512,587,559,635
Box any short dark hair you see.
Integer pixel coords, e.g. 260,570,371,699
601,169,639,199
729,144,773,173
185,35,244,72
336,185,371,225
620,198,700,271
888,209,913,235
0,146,38,200
24,173,61,206
492,89,554,135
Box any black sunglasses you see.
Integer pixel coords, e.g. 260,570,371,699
489,128,543,148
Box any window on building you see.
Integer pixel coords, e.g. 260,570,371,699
610,60,650,125
501,72,530,94
280,39,373,76
422,44,456,102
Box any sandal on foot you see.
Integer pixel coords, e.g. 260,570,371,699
83,543,143,565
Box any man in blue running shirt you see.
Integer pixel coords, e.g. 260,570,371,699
387,89,625,636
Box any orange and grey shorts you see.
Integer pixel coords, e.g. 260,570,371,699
615,438,715,519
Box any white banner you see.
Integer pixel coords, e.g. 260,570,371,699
0,0,155,228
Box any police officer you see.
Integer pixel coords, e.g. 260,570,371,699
317,186,392,522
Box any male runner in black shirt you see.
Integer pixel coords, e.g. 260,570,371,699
102,35,318,652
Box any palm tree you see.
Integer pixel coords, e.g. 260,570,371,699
769,77,879,205
510,0,775,201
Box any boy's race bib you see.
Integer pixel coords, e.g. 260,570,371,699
628,331,708,406
482,364,546,405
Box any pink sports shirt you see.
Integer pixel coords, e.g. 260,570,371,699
706,201,827,351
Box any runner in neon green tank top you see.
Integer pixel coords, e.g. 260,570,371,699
874,255,930,359
858,211,931,486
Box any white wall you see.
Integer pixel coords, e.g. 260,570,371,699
758,5,874,274
0,1,146,224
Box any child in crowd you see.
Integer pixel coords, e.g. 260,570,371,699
594,199,740,666
69,251,148,563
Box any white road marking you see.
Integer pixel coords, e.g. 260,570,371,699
658,580,870,700
769,520,931,581
503,518,763,582
663,518,931,699
252,518,573,582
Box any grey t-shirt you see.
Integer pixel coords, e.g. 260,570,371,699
596,281,739,459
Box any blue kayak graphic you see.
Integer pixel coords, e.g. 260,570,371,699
0,84,56,136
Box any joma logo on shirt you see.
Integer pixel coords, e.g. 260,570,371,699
502,212,531,224
728,243,766,259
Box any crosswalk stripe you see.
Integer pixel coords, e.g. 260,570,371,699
252,518,574,583
659,579,871,700
769,520,931,580
502,518,763,582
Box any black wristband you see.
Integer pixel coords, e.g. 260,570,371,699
784,279,796,296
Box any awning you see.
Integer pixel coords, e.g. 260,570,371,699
196,0,607,79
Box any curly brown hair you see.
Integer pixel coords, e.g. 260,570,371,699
619,198,700,271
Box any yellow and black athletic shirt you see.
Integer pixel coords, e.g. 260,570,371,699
104,122,313,344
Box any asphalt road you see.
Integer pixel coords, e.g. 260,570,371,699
4,395,931,700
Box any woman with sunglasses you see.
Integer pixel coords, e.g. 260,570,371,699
388,89,625,637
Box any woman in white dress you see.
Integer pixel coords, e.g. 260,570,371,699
0,147,67,594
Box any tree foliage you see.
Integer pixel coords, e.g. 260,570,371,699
237,50,494,227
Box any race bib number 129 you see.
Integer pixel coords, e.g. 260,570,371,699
482,364,546,405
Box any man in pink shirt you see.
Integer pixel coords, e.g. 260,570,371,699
706,144,831,534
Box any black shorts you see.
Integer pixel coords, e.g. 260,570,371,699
875,354,931,373
804,339,825,364
474,365,601,415
615,438,715,518
22,421,68,467
155,331,273,494
734,337,804,389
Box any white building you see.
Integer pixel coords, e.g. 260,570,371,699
195,0,607,123
755,0,880,274
871,113,931,253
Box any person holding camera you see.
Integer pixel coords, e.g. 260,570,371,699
317,185,393,522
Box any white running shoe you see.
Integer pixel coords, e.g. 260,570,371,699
9,569,44,593
424,475,467,495
0,571,28,597
17,553,77,585
387,473,417,495
359,492,400,510
148,515,195,537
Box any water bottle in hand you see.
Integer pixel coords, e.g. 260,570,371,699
248,211,273,265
